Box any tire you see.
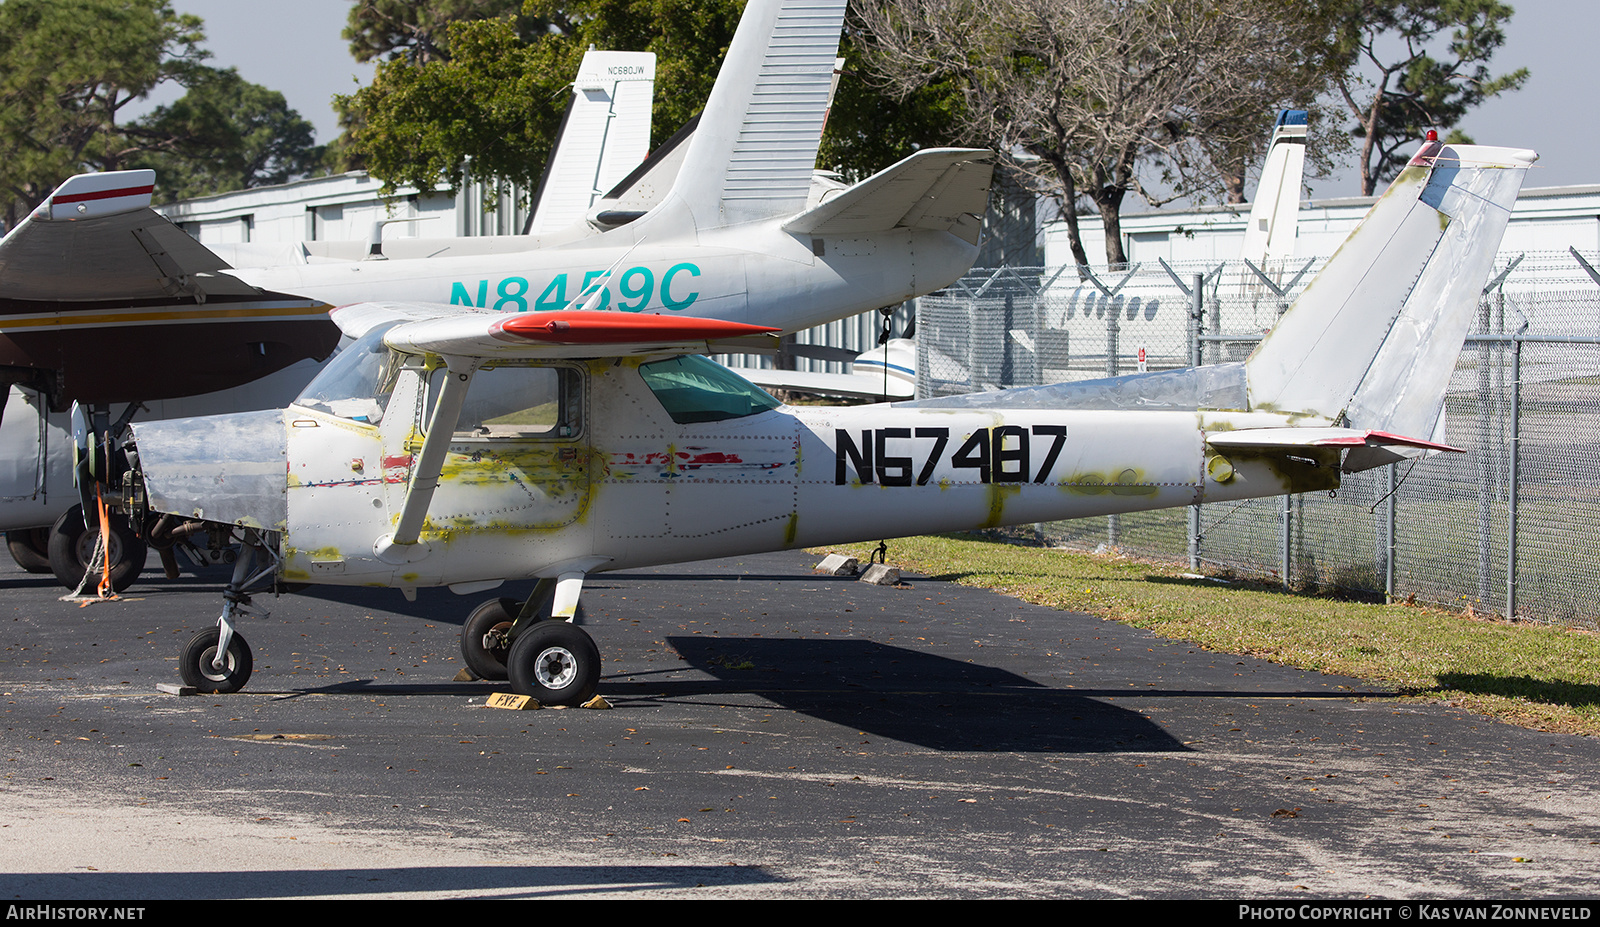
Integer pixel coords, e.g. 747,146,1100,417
47,505,146,593
506,621,600,706
461,597,521,681
179,628,253,693
6,528,52,574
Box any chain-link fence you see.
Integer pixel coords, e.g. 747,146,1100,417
916,251,1600,627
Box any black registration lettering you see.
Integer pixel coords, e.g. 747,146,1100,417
833,425,1065,485
952,429,991,483
914,427,949,485
991,425,1029,483
1032,425,1067,482
836,429,872,484
874,428,913,486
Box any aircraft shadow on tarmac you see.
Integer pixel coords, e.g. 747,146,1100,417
1434,671,1600,710
656,635,1187,754
14,864,784,900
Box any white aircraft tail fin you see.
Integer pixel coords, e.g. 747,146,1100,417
1238,109,1306,265
1244,140,1535,450
526,50,656,235
637,0,846,235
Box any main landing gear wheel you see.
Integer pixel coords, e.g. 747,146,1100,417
179,627,253,693
506,621,600,706
461,597,521,681
48,504,146,593
6,528,52,574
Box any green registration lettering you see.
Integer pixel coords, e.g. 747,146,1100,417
535,275,569,312
494,276,529,312
661,262,701,311
451,280,488,308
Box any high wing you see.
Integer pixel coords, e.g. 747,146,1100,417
1,171,276,301
332,303,780,360
0,171,335,405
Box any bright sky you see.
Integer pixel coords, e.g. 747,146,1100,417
163,0,1595,196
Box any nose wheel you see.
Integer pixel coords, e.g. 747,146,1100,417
179,627,253,693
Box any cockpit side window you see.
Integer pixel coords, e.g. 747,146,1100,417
639,355,782,424
294,323,402,424
429,364,582,440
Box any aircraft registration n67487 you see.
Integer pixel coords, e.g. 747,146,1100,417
126,134,1535,705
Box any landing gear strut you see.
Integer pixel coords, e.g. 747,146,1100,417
461,575,598,705
177,528,278,693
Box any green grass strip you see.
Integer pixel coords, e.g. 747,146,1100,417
819,534,1600,735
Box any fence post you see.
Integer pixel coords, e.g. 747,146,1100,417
1476,298,1493,605
1385,464,1396,601
1279,494,1291,591
1506,331,1523,619
1189,274,1204,569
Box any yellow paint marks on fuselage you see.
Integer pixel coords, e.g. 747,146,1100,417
983,482,1022,528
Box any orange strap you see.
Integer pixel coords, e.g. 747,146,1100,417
95,484,115,599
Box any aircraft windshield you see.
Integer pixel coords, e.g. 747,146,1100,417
639,355,781,424
294,324,402,424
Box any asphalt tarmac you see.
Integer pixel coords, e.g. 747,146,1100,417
2,548,1598,899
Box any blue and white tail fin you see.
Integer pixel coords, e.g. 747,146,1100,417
526,50,656,235
1244,140,1536,454
1238,110,1307,265
633,0,846,236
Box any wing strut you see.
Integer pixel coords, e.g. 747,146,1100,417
375,356,479,562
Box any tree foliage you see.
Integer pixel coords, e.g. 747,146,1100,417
339,0,950,204
339,0,751,203
1325,0,1527,195
128,68,325,203
0,0,325,228
816,20,965,183
344,0,559,64
854,0,1337,267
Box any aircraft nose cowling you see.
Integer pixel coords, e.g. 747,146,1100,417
130,409,288,531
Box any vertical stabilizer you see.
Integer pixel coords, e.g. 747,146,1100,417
1245,141,1536,433
1238,110,1307,265
639,0,846,234
527,50,656,235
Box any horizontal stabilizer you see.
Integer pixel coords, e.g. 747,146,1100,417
339,303,780,360
1206,426,1462,473
1207,427,1460,452
781,148,994,244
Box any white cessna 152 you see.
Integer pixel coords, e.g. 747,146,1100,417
126,135,1534,701
2,0,993,588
